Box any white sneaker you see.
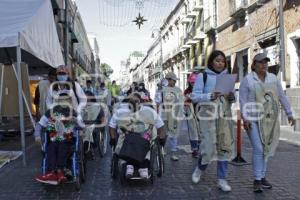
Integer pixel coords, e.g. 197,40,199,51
138,168,148,179
126,165,134,178
192,167,202,184
217,179,232,192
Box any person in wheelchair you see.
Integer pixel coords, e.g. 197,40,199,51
34,91,83,185
81,91,106,159
109,92,166,179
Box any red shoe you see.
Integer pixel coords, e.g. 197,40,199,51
35,171,58,185
57,171,67,183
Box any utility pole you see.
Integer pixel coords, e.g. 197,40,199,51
278,0,287,125
64,0,69,66
278,0,285,81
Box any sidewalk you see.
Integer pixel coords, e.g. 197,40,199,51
279,125,300,145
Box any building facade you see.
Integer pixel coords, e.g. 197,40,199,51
215,0,300,87
50,0,95,82
88,34,101,84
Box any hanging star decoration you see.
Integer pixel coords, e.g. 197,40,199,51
133,12,147,29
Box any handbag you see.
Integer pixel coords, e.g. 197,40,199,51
118,132,150,165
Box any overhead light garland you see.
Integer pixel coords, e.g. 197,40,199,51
98,0,177,28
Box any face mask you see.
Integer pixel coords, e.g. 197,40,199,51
57,75,68,81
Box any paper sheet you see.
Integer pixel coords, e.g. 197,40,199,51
215,74,237,94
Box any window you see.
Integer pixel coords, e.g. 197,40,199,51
226,55,232,73
233,49,248,81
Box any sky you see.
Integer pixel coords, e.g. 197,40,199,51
75,0,178,80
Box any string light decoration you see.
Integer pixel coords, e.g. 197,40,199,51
98,0,177,29
132,12,147,29
133,0,147,29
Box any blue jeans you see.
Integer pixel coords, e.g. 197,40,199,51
248,122,268,180
198,156,228,179
168,137,178,152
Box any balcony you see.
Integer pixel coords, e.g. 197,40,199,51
192,0,204,11
204,16,217,34
193,31,205,40
181,16,193,24
186,11,198,19
149,67,162,77
230,0,248,18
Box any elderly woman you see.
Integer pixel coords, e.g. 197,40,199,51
239,53,295,193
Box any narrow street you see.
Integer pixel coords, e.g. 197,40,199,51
0,1,300,199
0,127,299,200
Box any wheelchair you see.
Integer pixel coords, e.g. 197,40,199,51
40,128,86,191
111,135,165,185
83,126,108,159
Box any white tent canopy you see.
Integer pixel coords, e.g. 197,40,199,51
0,0,64,67
0,0,65,166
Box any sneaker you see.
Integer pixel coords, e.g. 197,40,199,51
192,167,202,184
192,150,198,158
217,179,232,192
170,153,179,161
57,171,67,183
261,178,272,189
138,168,149,179
253,180,263,193
126,165,134,178
35,171,58,185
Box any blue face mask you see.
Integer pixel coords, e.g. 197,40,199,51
57,75,68,81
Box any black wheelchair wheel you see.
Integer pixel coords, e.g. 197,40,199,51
149,144,157,184
156,145,164,178
75,176,81,191
79,139,86,183
111,154,119,179
94,129,107,158
119,162,126,185
98,130,108,157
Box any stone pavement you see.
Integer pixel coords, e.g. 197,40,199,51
0,127,299,200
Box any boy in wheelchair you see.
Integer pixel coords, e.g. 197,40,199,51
34,91,83,185
109,93,165,179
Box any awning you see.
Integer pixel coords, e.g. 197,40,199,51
0,0,64,67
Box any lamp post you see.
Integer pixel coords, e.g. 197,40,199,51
278,0,285,81
151,28,163,81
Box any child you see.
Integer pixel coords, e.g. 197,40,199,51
35,91,82,185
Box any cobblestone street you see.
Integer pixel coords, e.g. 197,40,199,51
0,128,299,200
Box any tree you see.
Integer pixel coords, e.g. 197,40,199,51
100,63,113,77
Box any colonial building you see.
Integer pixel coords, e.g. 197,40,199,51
50,0,95,82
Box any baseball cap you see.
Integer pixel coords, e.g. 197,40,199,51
165,72,179,81
56,65,69,74
253,53,270,62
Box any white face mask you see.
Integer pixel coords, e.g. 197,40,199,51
57,75,68,81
